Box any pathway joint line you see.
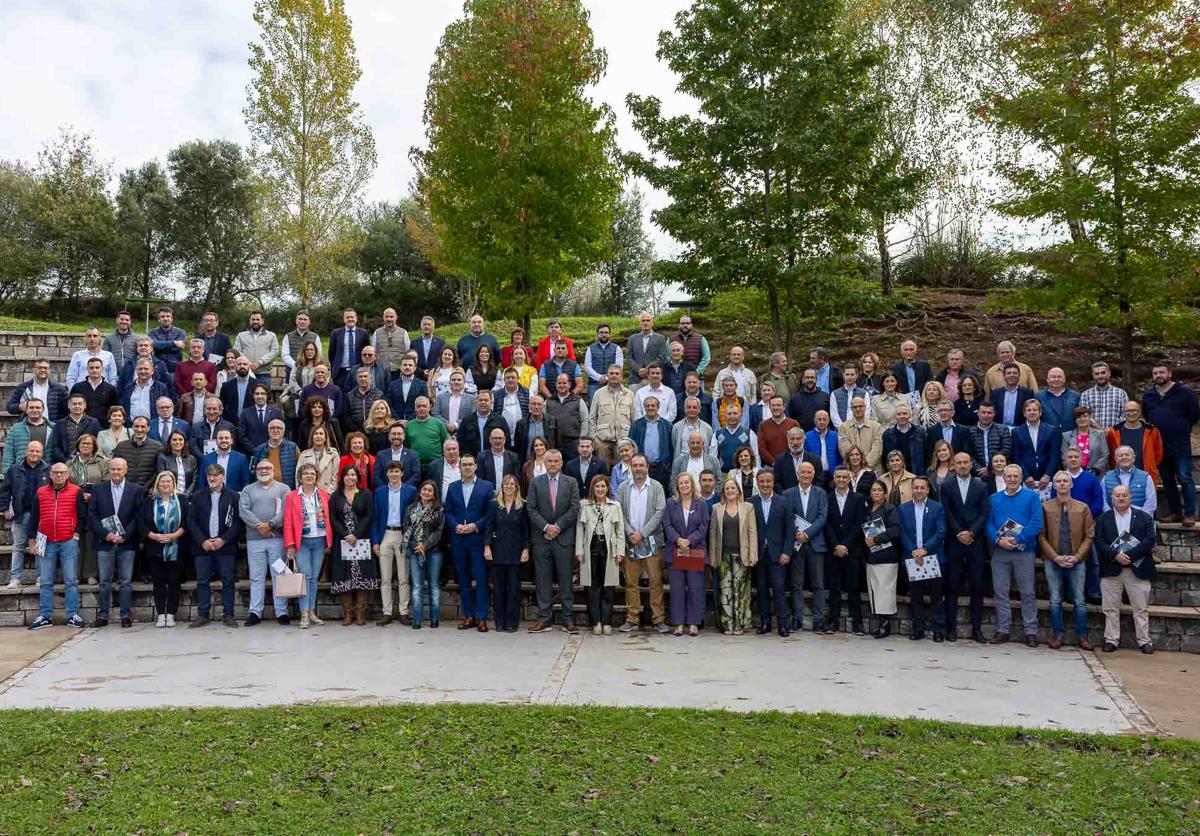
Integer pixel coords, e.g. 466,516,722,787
0,628,93,695
1078,648,1162,736
535,632,584,705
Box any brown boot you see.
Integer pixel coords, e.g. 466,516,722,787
355,591,367,626
340,593,353,626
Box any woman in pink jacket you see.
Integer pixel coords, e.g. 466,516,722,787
283,462,334,628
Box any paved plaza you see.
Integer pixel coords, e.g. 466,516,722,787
0,625,1155,735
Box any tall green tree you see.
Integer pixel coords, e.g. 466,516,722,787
165,140,265,309
627,0,899,351
244,0,377,307
0,161,52,302
978,0,1200,380
415,0,622,334
599,184,656,316
115,161,175,299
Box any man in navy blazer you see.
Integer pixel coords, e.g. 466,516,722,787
630,399,674,492
87,458,143,628
219,357,259,422
386,356,427,422
187,463,243,627
119,361,173,425
824,466,869,634
772,427,824,491
327,308,366,388
190,396,239,459
783,461,828,633
444,455,495,630
990,363,1036,427
372,461,418,626
411,317,446,374
938,452,991,642
147,397,189,446
899,477,947,640
923,400,972,456
374,422,422,489
237,384,285,455
751,470,792,636
1011,398,1059,492
478,427,521,487
199,429,251,492
890,340,933,395
564,437,611,495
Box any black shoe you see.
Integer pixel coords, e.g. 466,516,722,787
276,614,290,626
245,613,261,627
1140,644,1154,655
1103,642,1118,653
120,617,132,628
873,621,891,639
824,624,838,635
909,629,924,641
411,623,421,630
1025,636,1038,648
757,623,771,635
933,631,945,643
945,630,957,642
430,621,439,629
1085,595,1103,605
778,626,790,637
971,628,986,643
506,626,518,633
399,614,412,626
851,622,865,635
92,616,108,628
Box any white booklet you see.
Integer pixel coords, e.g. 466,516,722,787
343,538,371,561
35,532,47,558
905,556,942,582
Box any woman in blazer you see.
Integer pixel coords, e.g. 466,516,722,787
954,374,983,427
142,470,190,627
843,444,877,497
297,425,340,495
707,477,757,635
520,436,550,493
871,373,905,429
730,445,761,499
1061,405,1109,474
283,461,334,629
664,471,711,636
97,405,130,459
484,474,530,632
157,430,198,495
863,479,902,639
575,473,626,635
328,464,378,626
877,451,916,505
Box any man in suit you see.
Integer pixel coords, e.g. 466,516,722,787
375,423,422,490
824,466,868,634
120,358,173,426
968,401,1013,479
149,397,189,446
899,476,948,640
51,395,101,465
671,431,722,491
237,383,284,455
883,404,927,476
411,315,446,374
371,460,418,626
190,396,238,460
424,439,463,502
219,356,259,422
445,455,495,631
1038,470,1096,650
990,363,1036,428
342,344,390,394
564,437,610,494
328,307,366,388
199,429,251,492
783,461,828,633
432,370,474,436
626,311,668,386
87,458,142,628
616,454,669,633
187,463,243,628
751,470,792,635
526,449,581,633
939,452,991,642
1011,398,1059,493
924,400,972,456
773,427,823,492
387,356,427,422
630,395,674,492
514,394,559,463
890,339,933,396
457,389,509,459
1096,485,1157,653
479,427,521,487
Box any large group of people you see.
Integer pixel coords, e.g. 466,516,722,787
2,308,1197,655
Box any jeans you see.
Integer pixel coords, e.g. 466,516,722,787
409,548,444,625
246,537,286,617
194,551,236,618
1161,454,1197,516
38,539,80,619
97,547,135,619
1045,558,1088,637
9,514,32,583
295,537,326,613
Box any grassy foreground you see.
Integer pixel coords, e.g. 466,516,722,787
1,705,1197,833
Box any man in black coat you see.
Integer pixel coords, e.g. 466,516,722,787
1096,485,1157,653
187,463,244,628
478,427,521,487
563,437,611,494
87,458,143,628
456,390,510,459
751,470,792,636
786,369,830,432
69,358,120,424
772,426,824,491
51,394,101,465
938,451,991,642
237,383,284,456
824,466,869,634
890,339,933,396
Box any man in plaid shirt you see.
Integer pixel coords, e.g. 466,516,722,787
1080,361,1128,430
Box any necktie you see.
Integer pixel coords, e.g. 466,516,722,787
1059,506,1072,556
161,420,169,440
549,477,557,512
259,408,265,425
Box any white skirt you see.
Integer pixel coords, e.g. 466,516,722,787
866,563,898,615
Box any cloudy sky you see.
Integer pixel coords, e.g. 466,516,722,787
0,0,695,257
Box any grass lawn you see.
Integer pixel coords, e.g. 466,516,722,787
1,704,1196,833
0,315,111,333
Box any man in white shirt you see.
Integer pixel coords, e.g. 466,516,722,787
635,364,677,423
713,346,758,405
281,311,323,371
496,369,529,435
374,460,415,625
672,395,714,452
435,439,462,502
126,359,158,422
66,328,118,388
829,365,869,428
437,371,472,436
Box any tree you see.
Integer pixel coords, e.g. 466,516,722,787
0,162,53,302
115,161,175,299
165,140,265,309
414,0,622,335
244,0,377,307
598,184,656,315
977,0,1200,381
627,0,899,352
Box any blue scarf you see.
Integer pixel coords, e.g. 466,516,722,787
155,495,182,561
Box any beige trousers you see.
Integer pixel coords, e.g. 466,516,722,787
379,529,410,616
1100,569,1151,648
622,551,666,625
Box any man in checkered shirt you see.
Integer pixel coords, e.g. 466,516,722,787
1080,361,1128,430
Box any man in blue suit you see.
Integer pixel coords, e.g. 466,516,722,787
371,460,418,626
899,477,947,641
237,383,285,455
990,363,1036,427
148,397,189,446
200,429,251,492
411,316,446,374
375,423,421,490
1011,398,1059,493
924,400,972,456
938,452,990,642
386,356,427,422
444,455,495,630
327,307,366,388
219,357,258,422
751,470,792,636
190,396,238,459
119,358,172,425
783,461,828,633
87,458,143,628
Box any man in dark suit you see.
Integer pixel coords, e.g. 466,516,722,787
772,427,823,491
444,455,495,631
939,452,990,642
882,404,927,476
327,307,366,388
924,399,972,456
564,437,611,494
386,356,427,422
148,397,189,446
1096,485,1157,653
898,477,947,641
675,372,713,425
411,316,446,374
219,356,259,422
479,427,521,487
190,396,238,460
783,461,828,633
525,450,581,633
890,339,933,396
119,359,173,426
630,397,674,492
375,422,422,489
51,395,101,465
1011,398,1059,492
968,402,1013,478
423,439,462,501
824,466,868,634
200,429,251,492
514,395,559,463
87,457,143,628
786,369,830,431
457,390,510,459
751,470,792,636
989,363,1036,427
237,383,284,455
187,463,243,628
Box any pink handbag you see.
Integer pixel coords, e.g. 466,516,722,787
273,558,307,598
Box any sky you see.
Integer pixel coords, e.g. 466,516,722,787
0,0,694,257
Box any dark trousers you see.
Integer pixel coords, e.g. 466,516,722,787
753,559,788,627
909,577,945,633
150,556,183,615
532,540,575,624
587,543,614,626
490,563,522,629
194,551,236,618
943,539,986,631
825,551,863,627
451,539,488,620
648,462,671,495
788,546,825,629
1161,454,1197,516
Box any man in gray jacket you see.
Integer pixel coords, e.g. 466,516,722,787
626,312,668,388
239,459,292,626
526,449,581,634
234,311,280,376
616,454,670,633
671,431,722,495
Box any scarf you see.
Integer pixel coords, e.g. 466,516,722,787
404,502,442,562
155,495,182,562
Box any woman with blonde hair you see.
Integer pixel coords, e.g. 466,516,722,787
664,471,711,637
485,474,529,632
506,345,538,393
914,380,947,429
142,470,189,627
877,450,916,505
926,440,954,494
362,400,395,454
859,352,884,396
708,476,757,635
283,461,332,628
283,341,321,419
575,473,625,635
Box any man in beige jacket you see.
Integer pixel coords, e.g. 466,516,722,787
589,365,636,465
837,396,883,470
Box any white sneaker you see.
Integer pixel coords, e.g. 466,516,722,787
165,615,175,628
156,614,166,628
308,610,324,626
5,577,20,589
300,612,310,629
593,623,603,636
603,625,612,635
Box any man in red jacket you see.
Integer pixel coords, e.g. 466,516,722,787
27,462,87,629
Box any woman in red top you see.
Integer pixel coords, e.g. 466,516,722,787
338,431,376,487
500,327,528,369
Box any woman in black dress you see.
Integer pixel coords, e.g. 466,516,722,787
863,479,902,639
328,465,378,625
484,474,530,632
954,373,983,427
468,343,500,394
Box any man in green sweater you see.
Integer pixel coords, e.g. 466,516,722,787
406,396,450,467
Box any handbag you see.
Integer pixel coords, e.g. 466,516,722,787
273,557,308,598
673,545,706,573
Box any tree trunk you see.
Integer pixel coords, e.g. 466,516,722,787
1118,298,1134,385
876,216,892,296
767,286,783,353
